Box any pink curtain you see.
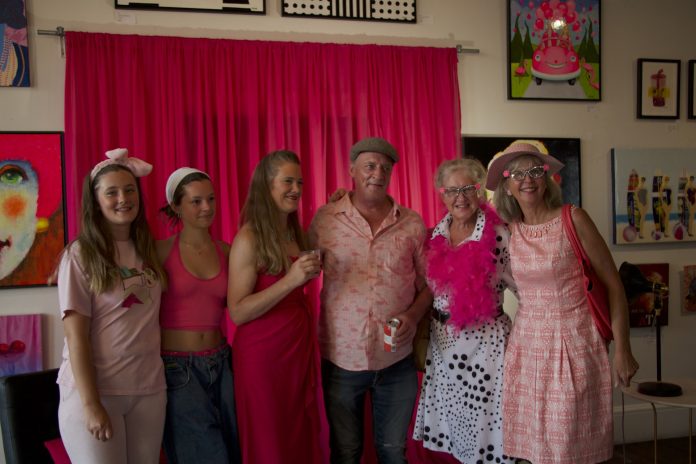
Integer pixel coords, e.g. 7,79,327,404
64,31,461,463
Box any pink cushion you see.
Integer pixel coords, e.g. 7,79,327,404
44,438,71,464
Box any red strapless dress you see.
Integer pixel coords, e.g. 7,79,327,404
232,268,322,464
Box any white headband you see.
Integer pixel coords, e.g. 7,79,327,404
165,167,209,204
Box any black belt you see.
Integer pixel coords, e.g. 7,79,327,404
431,308,450,323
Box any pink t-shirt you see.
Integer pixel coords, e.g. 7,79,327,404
309,194,427,371
57,241,165,395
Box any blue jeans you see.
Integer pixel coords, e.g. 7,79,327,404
161,344,241,464
322,356,418,464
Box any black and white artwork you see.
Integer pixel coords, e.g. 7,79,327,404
282,0,416,23
115,0,265,15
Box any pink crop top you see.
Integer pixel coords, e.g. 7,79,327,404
160,235,228,330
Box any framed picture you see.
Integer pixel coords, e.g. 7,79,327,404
0,314,42,376
688,60,696,119
637,59,681,119
683,265,696,314
627,263,669,328
507,0,600,101
281,0,416,23
611,148,696,245
115,0,265,15
0,132,66,288
462,135,581,206
0,0,30,87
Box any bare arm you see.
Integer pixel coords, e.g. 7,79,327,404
62,311,113,441
227,225,320,325
572,207,639,387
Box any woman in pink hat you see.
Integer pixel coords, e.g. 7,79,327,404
486,140,638,464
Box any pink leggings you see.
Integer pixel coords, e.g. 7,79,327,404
58,385,166,464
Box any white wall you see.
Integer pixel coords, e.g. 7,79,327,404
1,0,695,459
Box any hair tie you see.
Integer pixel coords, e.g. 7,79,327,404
165,167,209,204
90,148,153,180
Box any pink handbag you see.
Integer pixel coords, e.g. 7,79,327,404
561,204,614,342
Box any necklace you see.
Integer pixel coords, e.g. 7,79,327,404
180,239,212,255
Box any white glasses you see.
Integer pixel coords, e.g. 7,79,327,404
439,183,480,198
503,165,548,182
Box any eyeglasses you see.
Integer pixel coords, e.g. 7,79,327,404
503,164,548,182
438,183,480,198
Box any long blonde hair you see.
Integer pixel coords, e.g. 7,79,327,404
240,150,307,275
70,164,166,293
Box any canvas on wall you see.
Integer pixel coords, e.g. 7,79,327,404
462,136,581,206
115,0,265,14
627,263,669,328
282,0,416,23
508,0,600,101
0,314,42,376
611,148,696,245
0,132,66,288
683,265,696,314
0,0,30,87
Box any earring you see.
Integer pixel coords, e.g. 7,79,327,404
506,190,512,196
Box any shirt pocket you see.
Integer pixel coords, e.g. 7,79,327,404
384,236,414,275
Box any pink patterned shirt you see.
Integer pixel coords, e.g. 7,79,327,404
309,194,426,371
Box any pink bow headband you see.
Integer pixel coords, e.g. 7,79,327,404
90,148,153,181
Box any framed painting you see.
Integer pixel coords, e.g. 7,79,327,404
0,314,42,376
688,60,695,119
115,0,265,15
627,263,669,328
0,0,30,87
637,59,681,119
281,0,416,23
507,0,600,101
0,132,66,288
462,135,581,206
611,148,696,245
683,265,696,314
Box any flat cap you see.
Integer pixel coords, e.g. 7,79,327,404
349,137,399,164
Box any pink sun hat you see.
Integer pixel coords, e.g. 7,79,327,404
485,140,564,191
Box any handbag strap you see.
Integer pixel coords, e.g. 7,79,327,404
560,204,589,267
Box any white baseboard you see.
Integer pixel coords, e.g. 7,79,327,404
613,402,693,444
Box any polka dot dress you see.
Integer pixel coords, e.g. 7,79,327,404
413,210,516,464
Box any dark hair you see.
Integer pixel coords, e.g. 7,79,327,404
159,172,212,227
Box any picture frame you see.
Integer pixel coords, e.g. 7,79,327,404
0,314,43,376
637,59,681,119
627,263,669,328
683,265,696,314
611,148,696,245
688,60,696,119
114,0,265,15
0,132,66,288
507,0,601,101
281,0,416,23
0,0,30,87
462,135,582,206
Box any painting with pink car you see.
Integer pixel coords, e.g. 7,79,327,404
508,0,600,101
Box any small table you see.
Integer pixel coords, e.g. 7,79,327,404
621,379,696,464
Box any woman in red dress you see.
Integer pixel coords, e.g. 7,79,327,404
227,150,322,464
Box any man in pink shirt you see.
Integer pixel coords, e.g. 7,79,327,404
309,137,432,464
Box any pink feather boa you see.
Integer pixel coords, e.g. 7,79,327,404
426,203,502,330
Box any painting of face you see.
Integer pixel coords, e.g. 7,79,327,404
0,132,65,288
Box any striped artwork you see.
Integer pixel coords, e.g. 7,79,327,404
282,0,416,23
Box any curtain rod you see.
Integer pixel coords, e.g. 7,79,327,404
36,26,479,56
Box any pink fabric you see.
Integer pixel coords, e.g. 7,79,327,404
160,235,227,330
308,193,427,371
232,268,322,464
0,314,42,376
64,32,461,464
504,216,613,464
44,438,71,464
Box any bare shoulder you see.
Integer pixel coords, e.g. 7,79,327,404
156,236,175,264
570,206,597,232
230,225,258,266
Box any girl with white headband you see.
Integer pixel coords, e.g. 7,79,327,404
157,167,240,464
56,148,167,463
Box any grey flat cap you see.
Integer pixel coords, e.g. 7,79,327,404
350,137,399,163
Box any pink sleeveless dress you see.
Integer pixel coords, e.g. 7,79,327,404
232,264,322,464
502,213,613,464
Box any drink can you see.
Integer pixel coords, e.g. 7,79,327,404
383,318,401,352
